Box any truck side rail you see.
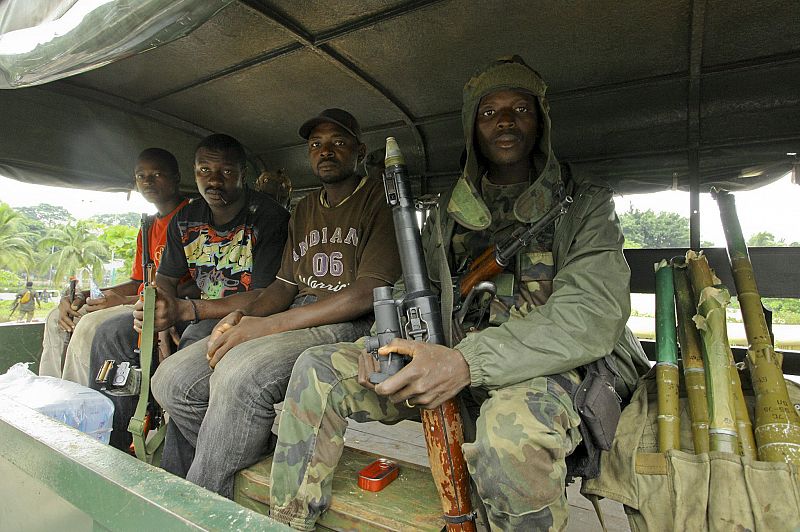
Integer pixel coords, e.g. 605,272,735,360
0,399,289,531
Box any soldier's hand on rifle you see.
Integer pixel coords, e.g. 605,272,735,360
133,286,179,333
357,350,381,390
58,294,84,332
372,338,471,410
207,312,273,368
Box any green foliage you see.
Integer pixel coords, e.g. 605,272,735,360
763,298,800,325
90,212,141,227
38,222,108,285
17,203,74,227
619,207,690,248
0,269,23,289
98,225,138,276
729,296,800,325
0,203,35,272
15,212,47,239
747,231,786,247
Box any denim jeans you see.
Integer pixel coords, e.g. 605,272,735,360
151,314,372,499
39,304,132,385
88,311,218,450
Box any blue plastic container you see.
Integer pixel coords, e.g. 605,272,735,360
0,363,113,443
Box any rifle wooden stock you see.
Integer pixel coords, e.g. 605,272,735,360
672,259,710,454
714,189,800,463
459,196,571,301
459,258,503,299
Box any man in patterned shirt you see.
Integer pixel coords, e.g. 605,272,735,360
89,134,288,451
152,109,402,499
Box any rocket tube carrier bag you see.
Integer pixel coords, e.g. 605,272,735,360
581,368,800,531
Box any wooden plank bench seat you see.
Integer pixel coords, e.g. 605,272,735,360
234,446,446,531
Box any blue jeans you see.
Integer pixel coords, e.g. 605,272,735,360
151,314,372,498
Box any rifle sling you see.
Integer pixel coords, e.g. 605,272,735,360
432,205,454,347
128,284,164,463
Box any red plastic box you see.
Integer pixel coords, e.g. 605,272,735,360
357,458,399,492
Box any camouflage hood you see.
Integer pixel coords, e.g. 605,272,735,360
447,56,561,230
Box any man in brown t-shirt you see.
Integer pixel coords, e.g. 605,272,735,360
152,108,402,498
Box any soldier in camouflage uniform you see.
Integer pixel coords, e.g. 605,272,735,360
270,56,649,531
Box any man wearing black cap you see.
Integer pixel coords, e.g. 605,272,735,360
152,109,402,498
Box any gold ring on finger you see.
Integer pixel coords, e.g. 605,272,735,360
405,399,416,408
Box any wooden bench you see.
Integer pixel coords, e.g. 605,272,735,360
234,446,445,531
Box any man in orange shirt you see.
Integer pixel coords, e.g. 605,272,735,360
38,148,189,385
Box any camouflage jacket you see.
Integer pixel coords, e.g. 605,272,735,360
421,172,648,396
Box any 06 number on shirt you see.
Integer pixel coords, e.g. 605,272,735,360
312,252,344,277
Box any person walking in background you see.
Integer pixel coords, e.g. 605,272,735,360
11,281,40,322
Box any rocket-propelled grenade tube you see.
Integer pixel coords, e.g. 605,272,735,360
382,137,443,310
369,137,445,384
366,137,476,531
364,286,404,383
713,189,800,463
655,260,681,452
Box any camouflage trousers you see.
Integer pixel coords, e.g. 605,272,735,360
269,339,583,531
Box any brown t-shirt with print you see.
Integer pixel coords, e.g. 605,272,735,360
275,178,401,299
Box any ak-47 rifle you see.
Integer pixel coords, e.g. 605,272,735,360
457,195,571,301
94,215,165,461
61,278,78,370
127,213,166,463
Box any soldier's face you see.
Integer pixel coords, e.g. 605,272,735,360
307,122,365,184
475,89,539,167
134,158,179,204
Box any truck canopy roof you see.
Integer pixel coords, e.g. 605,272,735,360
1,0,798,195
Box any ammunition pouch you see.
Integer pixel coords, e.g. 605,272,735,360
553,356,623,480
95,360,142,397
582,369,800,531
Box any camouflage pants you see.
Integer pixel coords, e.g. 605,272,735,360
270,339,582,531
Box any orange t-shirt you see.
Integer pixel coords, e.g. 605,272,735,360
130,199,189,292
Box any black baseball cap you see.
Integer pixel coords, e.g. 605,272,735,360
298,108,361,141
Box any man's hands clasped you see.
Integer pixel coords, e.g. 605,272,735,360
206,312,287,368
358,338,471,410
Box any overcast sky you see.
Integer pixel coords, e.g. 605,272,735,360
1,173,797,246
614,172,798,246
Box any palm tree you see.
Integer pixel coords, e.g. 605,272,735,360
0,203,35,272
38,222,108,285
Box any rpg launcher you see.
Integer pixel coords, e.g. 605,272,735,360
365,137,476,531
